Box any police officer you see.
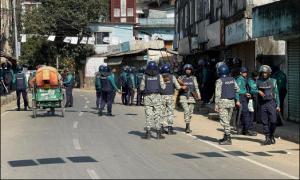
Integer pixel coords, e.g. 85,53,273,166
15,65,29,111
222,58,231,72
111,67,118,104
98,66,121,116
1,62,15,95
120,66,128,105
95,65,104,108
271,65,286,120
136,67,144,106
63,68,74,107
197,59,208,106
251,65,280,145
178,64,201,133
160,64,182,135
139,61,166,140
256,56,263,72
230,58,242,79
235,68,257,136
208,59,217,103
248,71,261,124
126,67,136,106
215,65,240,145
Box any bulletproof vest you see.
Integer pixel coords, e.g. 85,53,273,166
95,72,101,87
161,74,174,95
220,77,236,99
100,76,113,91
136,73,143,87
15,73,25,88
257,78,276,102
66,74,75,87
180,76,196,97
145,74,160,93
120,72,127,85
126,74,133,86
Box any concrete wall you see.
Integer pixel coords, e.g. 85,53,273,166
137,28,174,40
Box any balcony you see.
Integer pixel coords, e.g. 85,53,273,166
137,18,174,27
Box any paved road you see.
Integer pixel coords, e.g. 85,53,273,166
1,90,299,179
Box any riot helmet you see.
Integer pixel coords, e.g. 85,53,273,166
138,67,144,73
16,65,23,73
147,61,158,70
183,64,193,70
99,65,105,72
161,64,171,74
127,67,133,74
103,66,110,72
198,59,206,67
233,58,242,67
217,65,229,78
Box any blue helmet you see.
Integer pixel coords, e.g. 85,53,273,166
16,65,23,72
138,67,144,73
161,64,171,74
66,68,71,72
217,65,229,77
183,64,193,70
147,61,157,70
198,59,206,67
127,67,133,74
223,58,230,66
103,66,110,72
233,58,242,67
122,66,128,72
99,65,105,72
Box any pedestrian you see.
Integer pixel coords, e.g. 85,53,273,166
136,67,144,106
98,66,121,116
111,67,118,104
235,67,257,136
120,66,128,105
230,58,242,79
178,64,201,133
271,65,286,121
215,65,240,145
197,59,208,106
251,65,280,145
160,64,182,135
15,65,30,111
126,67,136,106
95,65,104,108
248,71,261,124
63,68,74,107
139,61,166,140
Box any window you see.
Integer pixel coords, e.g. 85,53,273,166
94,32,110,44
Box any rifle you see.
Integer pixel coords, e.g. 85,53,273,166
277,111,285,125
178,79,199,100
1,82,8,93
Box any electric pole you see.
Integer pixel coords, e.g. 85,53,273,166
13,0,19,64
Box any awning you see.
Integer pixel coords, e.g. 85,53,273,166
104,57,123,65
165,48,196,56
107,49,147,57
1,51,17,65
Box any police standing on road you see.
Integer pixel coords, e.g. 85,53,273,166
136,67,144,106
95,65,104,108
111,67,118,104
126,67,136,106
160,64,182,135
208,58,217,103
63,68,74,107
248,71,260,124
178,64,201,133
251,65,280,145
139,61,166,140
98,66,121,116
120,66,128,105
271,65,286,120
235,68,257,136
1,62,15,95
15,65,30,111
230,58,242,79
197,59,208,106
215,65,240,145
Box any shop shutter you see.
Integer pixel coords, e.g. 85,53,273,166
225,49,231,59
287,40,299,122
219,50,225,62
245,41,255,76
231,45,238,59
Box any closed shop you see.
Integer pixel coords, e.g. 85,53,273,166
237,41,255,76
287,40,299,122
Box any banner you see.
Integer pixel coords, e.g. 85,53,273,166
63,37,72,43
87,37,95,45
48,35,56,41
80,37,87,44
21,35,26,42
70,37,78,44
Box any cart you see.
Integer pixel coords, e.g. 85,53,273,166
32,66,65,118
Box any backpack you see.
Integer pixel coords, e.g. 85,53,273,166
5,70,13,84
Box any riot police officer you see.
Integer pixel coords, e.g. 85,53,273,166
178,64,201,133
251,65,280,145
111,67,118,104
95,65,104,108
126,67,136,106
120,66,128,105
160,64,182,135
136,67,144,106
215,65,240,145
98,66,121,116
63,68,75,107
222,58,231,72
139,61,166,140
230,58,242,79
15,65,29,111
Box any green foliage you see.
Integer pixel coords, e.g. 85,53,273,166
21,0,110,69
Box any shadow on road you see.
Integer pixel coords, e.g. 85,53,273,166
198,152,227,157
173,153,201,159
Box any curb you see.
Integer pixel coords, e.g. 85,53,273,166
1,91,32,107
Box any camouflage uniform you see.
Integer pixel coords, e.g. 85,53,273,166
215,79,240,135
160,75,181,126
178,75,200,123
140,74,166,130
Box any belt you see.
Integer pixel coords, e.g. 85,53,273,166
239,94,247,96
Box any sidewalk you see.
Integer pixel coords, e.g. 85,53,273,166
192,102,299,144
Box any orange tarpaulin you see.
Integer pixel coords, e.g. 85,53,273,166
36,66,59,87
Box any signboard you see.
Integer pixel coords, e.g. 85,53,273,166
225,18,252,45
207,20,222,49
107,44,122,55
148,9,167,18
85,57,107,77
178,37,190,53
122,41,130,52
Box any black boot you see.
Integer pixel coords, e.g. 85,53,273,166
167,126,177,135
141,130,151,140
160,124,168,134
261,135,272,146
271,134,276,144
236,129,246,135
24,107,28,111
17,107,20,111
106,113,115,117
245,130,257,136
219,134,232,145
218,134,226,142
156,130,165,139
98,111,102,116
185,123,192,133
96,105,99,109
